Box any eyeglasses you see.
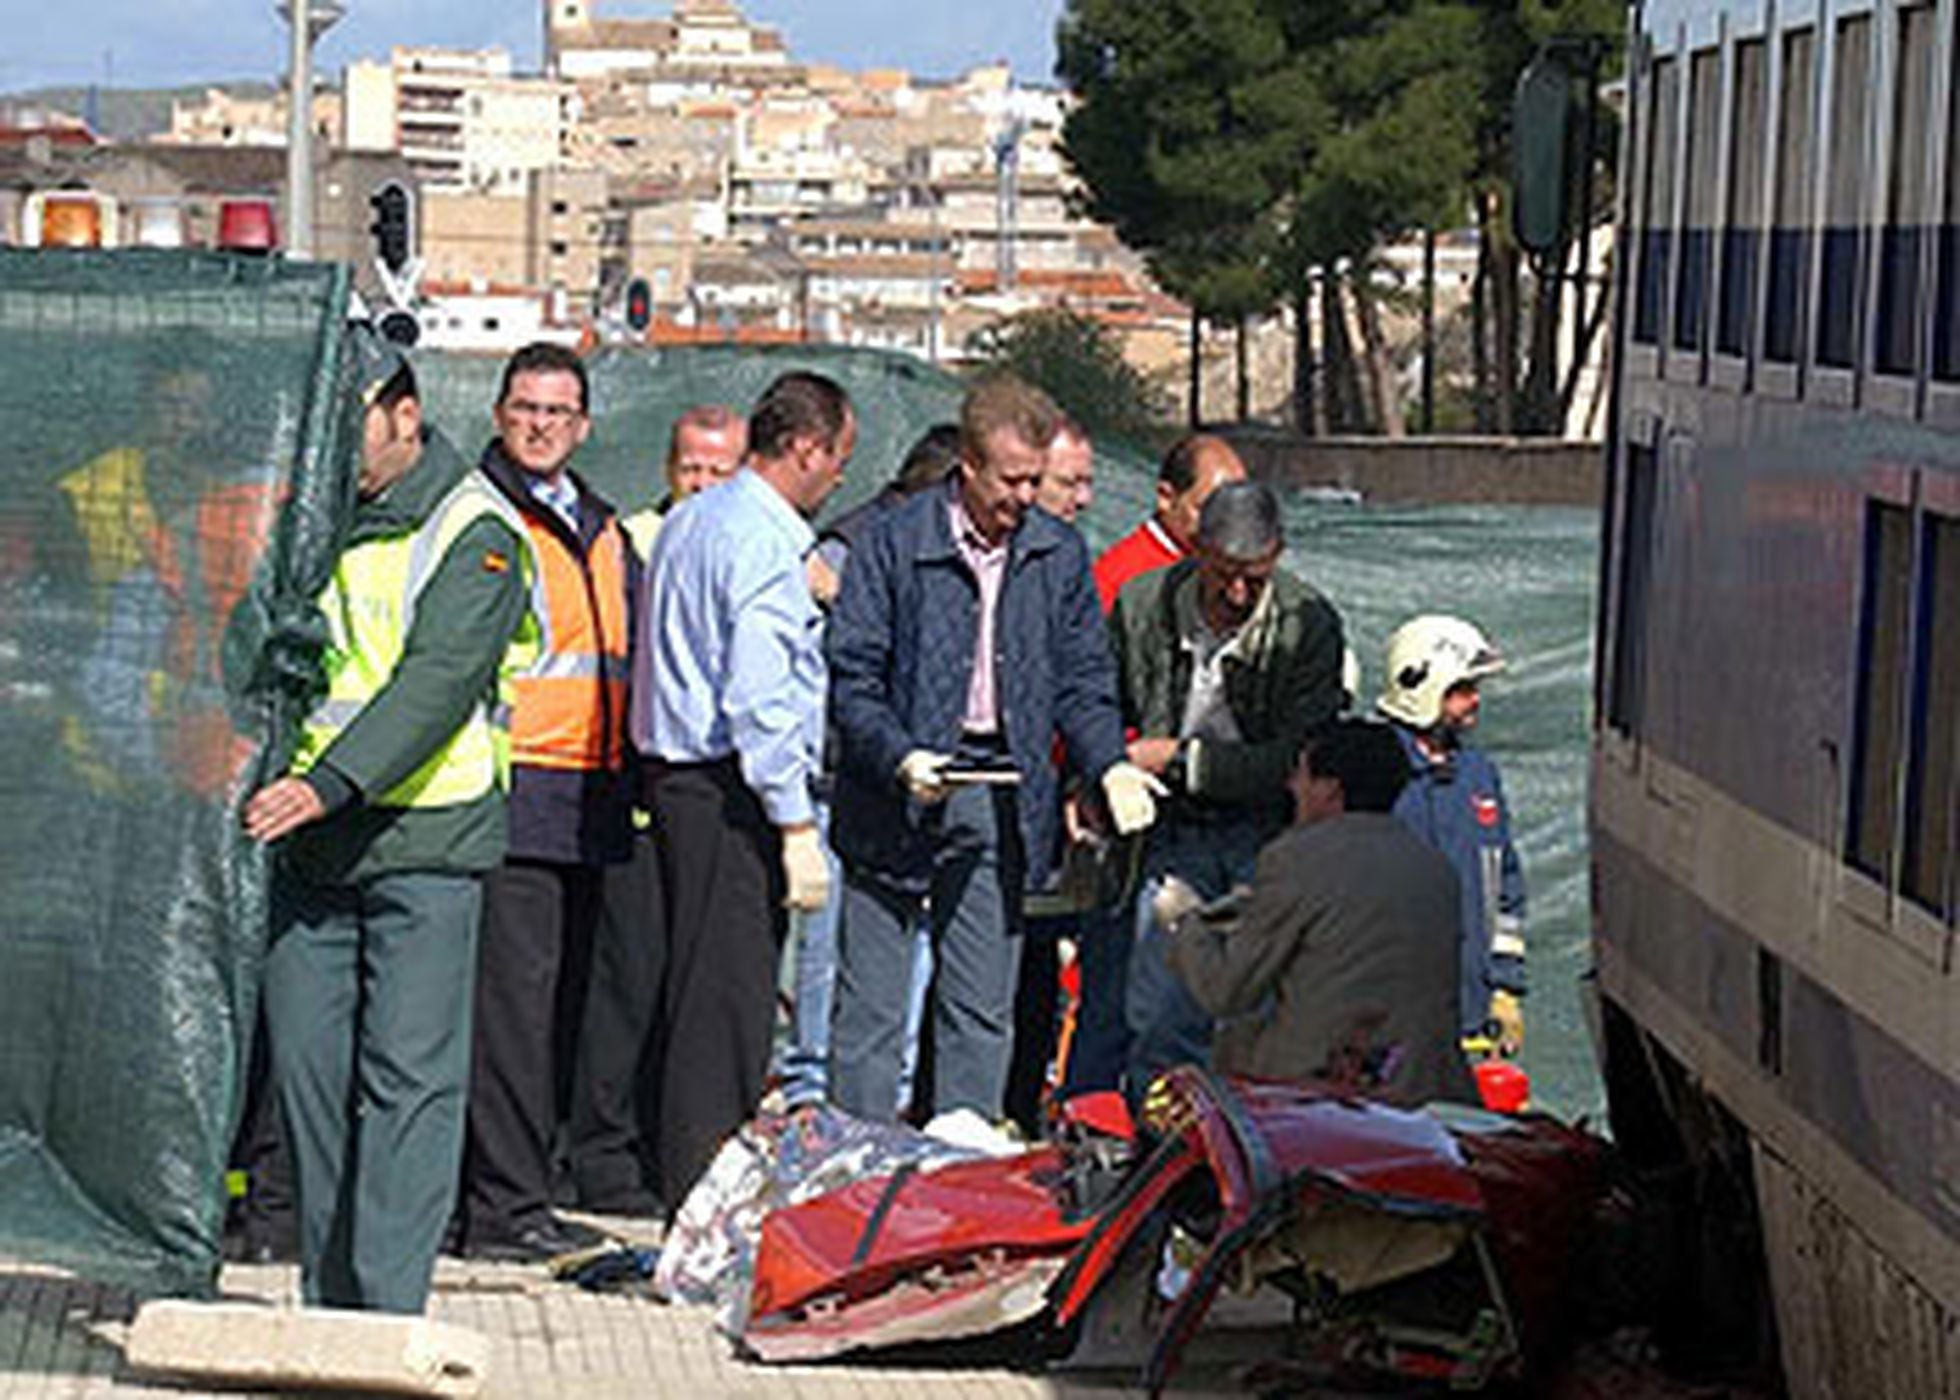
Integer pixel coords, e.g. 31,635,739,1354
504,399,584,423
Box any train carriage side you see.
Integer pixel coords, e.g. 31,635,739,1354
1595,0,1960,1392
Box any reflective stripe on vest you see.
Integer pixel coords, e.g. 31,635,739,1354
509,511,630,772
293,470,543,809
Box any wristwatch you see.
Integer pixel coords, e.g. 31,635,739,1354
1163,738,1192,793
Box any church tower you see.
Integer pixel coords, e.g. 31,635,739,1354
544,0,592,75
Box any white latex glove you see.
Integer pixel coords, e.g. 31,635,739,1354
897,749,954,804
1151,873,1203,931
1101,760,1167,837
781,825,831,912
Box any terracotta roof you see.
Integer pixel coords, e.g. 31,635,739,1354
0,126,99,149
956,267,1137,301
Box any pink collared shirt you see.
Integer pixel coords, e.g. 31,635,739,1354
949,491,1008,735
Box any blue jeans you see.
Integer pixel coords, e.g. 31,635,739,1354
778,802,930,1110
1123,816,1268,1102
830,783,1025,1121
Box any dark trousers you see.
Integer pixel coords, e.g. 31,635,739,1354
1004,911,1070,1136
831,782,1025,1122
566,826,667,1205
265,871,479,1313
649,758,785,1206
227,1004,295,1253
462,858,600,1238
1060,900,1132,1099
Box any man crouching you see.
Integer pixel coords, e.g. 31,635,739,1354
1159,719,1477,1107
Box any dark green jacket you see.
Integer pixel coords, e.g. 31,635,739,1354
1109,558,1345,822
285,431,530,886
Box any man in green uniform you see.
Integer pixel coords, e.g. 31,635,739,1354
242,336,538,1313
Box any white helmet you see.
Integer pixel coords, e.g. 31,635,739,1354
1377,615,1505,729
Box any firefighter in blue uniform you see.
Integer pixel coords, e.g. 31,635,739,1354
1376,615,1526,1055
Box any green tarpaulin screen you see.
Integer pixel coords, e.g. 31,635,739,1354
0,249,357,1294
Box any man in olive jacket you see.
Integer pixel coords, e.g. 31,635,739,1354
1107,479,1345,1100
243,340,537,1313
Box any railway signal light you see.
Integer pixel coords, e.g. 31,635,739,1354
369,182,415,275
625,277,652,333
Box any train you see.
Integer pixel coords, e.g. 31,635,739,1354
1593,0,1958,1393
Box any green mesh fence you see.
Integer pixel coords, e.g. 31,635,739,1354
0,250,356,1295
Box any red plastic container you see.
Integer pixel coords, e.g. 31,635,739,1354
1475,1058,1530,1113
216,199,278,253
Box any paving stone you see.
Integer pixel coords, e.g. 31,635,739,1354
124,1299,489,1397
0,1260,1290,1398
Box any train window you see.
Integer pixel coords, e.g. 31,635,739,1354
1937,27,1960,381
1848,501,1912,881
1608,442,1659,736
1876,4,1936,377
1675,49,1722,353
1635,57,1679,345
1817,13,1872,369
1718,39,1768,357
1902,515,1958,917
1765,28,1816,364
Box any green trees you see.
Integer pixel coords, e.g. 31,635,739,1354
1057,0,1297,424
1057,0,1619,436
966,308,1169,447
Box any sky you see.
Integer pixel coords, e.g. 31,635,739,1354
7,0,1069,92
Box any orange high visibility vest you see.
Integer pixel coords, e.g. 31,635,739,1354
510,511,630,772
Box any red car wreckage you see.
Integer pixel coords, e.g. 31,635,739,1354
739,1068,1605,1392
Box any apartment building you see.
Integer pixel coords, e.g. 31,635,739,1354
343,47,570,194
162,86,342,148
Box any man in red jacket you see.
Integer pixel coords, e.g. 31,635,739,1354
1092,434,1247,611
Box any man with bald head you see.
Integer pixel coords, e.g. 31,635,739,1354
1035,419,1095,525
620,404,747,562
1091,433,1246,611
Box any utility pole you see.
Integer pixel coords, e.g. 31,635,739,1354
927,182,943,363
279,0,344,258
992,110,1025,293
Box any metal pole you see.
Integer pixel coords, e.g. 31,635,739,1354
929,193,942,364
285,0,313,257
1421,228,1437,433
1570,40,1602,410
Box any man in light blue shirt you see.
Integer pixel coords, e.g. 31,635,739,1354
636,371,853,1203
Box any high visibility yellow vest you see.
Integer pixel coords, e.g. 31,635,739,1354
294,470,543,809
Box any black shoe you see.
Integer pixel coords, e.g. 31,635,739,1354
465,1214,608,1263
222,1214,297,1265
576,1185,664,1219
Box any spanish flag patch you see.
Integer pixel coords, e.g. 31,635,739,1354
482,550,511,574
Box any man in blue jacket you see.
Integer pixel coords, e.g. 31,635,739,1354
1376,614,1527,1054
826,375,1162,1124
